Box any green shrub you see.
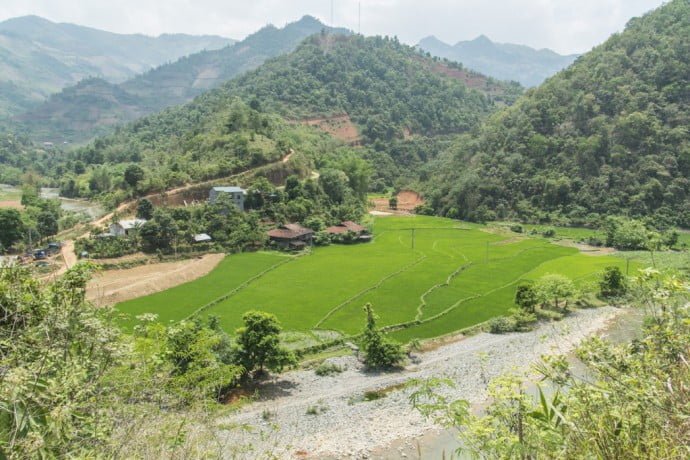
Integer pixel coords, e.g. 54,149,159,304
314,362,344,376
361,304,405,369
599,266,627,299
542,227,556,238
510,224,523,233
489,316,518,334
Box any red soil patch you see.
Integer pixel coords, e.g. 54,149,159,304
0,200,22,209
371,190,425,215
300,113,361,145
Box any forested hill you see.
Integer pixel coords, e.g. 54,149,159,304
17,16,350,143
424,0,690,228
418,35,578,87
213,34,522,141
53,33,520,201
0,15,233,118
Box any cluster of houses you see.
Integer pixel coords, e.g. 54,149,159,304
107,185,370,251
267,220,371,249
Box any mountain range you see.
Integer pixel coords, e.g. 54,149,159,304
418,35,578,87
15,16,350,143
0,15,234,117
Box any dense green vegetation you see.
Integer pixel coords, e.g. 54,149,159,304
0,133,62,185
424,0,689,227
51,32,519,207
117,216,635,343
218,33,520,138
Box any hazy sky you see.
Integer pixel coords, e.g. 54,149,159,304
0,0,667,54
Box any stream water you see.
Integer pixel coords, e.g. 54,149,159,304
0,184,104,220
39,187,105,219
368,308,645,460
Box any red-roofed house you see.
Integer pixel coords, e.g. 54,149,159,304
267,223,314,249
326,221,371,242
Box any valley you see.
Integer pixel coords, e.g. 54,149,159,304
116,215,636,344
0,1,688,459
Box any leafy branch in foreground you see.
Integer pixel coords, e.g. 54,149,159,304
411,268,690,459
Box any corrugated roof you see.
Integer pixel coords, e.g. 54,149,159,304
212,186,245,193
267,223,314,239
115,218,147,229
193,233,212,242
326,221,366,234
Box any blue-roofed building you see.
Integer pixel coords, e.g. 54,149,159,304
209,186,246,211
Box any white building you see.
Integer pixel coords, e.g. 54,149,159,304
109,218,147,237
193,233,212,243
209,186,246,211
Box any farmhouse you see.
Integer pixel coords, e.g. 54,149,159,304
267,223,314,249
326,221,372,242
209,186,246,211
109,218,147,237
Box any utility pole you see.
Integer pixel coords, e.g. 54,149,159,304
358,1,361,34
331,0,334,27
485,241,489,263
411,228,416,250
626,258,630,276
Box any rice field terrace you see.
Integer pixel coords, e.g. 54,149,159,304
117,216,639,345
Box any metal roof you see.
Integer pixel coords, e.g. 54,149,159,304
212,186,245,193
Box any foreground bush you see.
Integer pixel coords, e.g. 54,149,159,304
413,268,690,459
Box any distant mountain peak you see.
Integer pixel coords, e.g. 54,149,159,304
417,35,577,87
472,34,492,44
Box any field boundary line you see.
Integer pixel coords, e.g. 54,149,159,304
182,254,301,321
414,262,473,320
381,249,567,333
314,255,428,328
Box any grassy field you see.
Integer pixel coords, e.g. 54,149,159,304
0,185,22,204
117,216,640,342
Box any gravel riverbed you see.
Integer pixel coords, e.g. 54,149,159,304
220,306,624,459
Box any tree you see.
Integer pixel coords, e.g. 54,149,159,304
599,266,627,299
233,311,295,377
164,319,243,401
604,217,650,250
534,274,577,311
124,164,145,188
361,304,405,369
514,282,538,313
0,208,25,249
136,198,154,220
389,196,398,210
36,210,58,240
319,169,349,204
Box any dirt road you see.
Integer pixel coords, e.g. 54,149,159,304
86,253,224,306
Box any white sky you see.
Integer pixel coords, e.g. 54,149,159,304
0,0,667,54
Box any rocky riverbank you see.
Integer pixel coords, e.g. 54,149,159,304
220,306,625,459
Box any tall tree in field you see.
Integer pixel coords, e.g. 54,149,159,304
361,303,405,369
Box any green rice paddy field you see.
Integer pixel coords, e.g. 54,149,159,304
117,216,641,342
